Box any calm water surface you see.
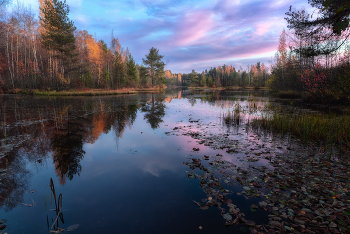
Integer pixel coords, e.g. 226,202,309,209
0,90,294,233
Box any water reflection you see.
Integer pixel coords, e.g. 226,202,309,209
0,90,268,204
0,94,172,212
0,150,30,212
141,93,166,129
51,117,87,185
0,89,285,233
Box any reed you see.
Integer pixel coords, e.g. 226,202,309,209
250,111,350,151
223,102,242,125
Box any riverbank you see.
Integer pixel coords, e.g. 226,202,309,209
0,87,166,96
187,86,268,90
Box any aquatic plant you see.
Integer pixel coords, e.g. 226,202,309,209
250,111,350,153
223,102,242,126
45,178,79,233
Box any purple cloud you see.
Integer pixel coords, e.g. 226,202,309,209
42,0,311,73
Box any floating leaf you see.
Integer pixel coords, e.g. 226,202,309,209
245,220,255,226
329,222,337,228
223,213,232,221
250,204,258,211
66,224,79,231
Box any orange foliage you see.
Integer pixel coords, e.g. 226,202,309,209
277,29,287,67
76,30,104,83
38,0,53,35
165,70,172,78
86,104,107,143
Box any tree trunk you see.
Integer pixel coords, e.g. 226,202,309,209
6,27,14,89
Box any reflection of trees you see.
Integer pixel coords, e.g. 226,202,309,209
188,98,197,106
51,116,87,185
141,93,166,129
112,101,138,147
0,94,169,211
0,150,30,212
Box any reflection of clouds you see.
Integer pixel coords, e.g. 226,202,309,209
81,150,182,179
138,154,179,177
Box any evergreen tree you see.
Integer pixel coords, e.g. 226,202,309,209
126,54,139,87
40,0,77,87
286,1,350,56
101,69,111,88
188,69,199,86
200,71,206,87
113,52,127,88
138,65,149,87
142,47,165,87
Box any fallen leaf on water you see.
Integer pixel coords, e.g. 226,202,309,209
223,213,232,221
66,224,79,232
250,204,258,211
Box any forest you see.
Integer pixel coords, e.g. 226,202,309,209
177,62,269,88
0,0,165,91
178,0,350,104
0,0,349,105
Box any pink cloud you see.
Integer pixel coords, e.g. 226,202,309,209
173,11,215,46
255,22,271,36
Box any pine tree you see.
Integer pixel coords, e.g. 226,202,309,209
126,54,139,87
139,65,149,87
113,51,126,88
40,0,76,55
40,0,77,88
142,47,165,87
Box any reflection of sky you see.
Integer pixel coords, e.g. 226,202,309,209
0,92,291,233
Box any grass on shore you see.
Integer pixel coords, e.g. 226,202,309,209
188,86,268,90
250,111,350,151
274,90,303,99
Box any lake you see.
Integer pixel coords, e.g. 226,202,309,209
0,89,349,233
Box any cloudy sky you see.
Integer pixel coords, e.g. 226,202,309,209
20,0,311,73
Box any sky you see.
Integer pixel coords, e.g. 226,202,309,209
16,0,312,73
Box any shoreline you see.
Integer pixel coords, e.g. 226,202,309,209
0,88,167,96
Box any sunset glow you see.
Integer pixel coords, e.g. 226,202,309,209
17,0,309,73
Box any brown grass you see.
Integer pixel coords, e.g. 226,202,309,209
32,88,138,96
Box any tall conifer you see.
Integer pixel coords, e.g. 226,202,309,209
142,47,165,87
40,0,77,87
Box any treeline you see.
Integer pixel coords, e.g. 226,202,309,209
181,63,269,88
268,1,350,104
0,0,166,92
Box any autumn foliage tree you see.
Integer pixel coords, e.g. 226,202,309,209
0,0,162,91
